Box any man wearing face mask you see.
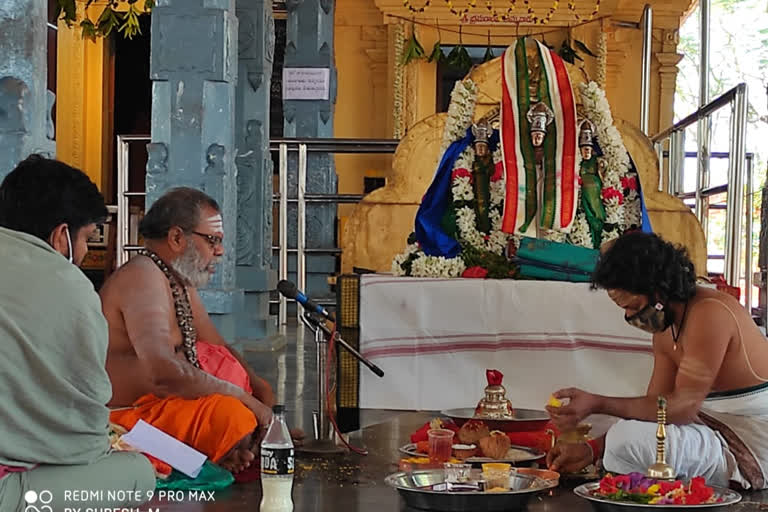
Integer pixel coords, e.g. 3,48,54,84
101,187,301,476
0,155,155,511
545,232,768,489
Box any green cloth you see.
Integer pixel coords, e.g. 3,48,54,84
0,227,112,468
156,461,234,491
472,153,494,233
516,236,599,275
579,157,606,249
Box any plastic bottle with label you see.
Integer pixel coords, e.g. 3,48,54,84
260,404,294,512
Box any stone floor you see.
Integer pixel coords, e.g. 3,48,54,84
142,321,768,511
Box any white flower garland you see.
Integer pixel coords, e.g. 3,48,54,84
596,31,607,89
440,79,479,156
392,80,642,275
578,81,642,242
450,146,513,255
393,22,406,139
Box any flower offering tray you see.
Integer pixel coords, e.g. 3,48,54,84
574,482,742,512
386,468,557,512
441,408,550,432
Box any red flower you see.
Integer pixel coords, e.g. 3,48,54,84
599,475,617,494
462,266,488,279
621,176,638,191
613,475,631,490
659,480,683,494
601,187,624,205
452,168,473,182
578,176,583,186
491,162,504,182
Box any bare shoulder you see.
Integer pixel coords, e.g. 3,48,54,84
690,287,744,324
100,256,170,306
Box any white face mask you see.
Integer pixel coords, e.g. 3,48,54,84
64,227,74,264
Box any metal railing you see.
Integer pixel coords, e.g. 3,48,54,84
640,4,652,135
273,138,398,329
116,134,150,268
651,83,750,294
115,135,399,327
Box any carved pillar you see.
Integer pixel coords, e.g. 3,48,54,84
283,0,337,300
0,0,54,180
657,29,683,133
148,0,243,339
235,0,276,342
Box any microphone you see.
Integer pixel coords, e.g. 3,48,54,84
277,280,335,322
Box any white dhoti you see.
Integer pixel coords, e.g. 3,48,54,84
603,382,768,489
603,420,731,486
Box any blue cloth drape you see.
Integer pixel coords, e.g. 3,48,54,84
414,129,474,257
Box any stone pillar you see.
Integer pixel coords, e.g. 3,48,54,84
283,0,337,300
0,0,54,179
234,0,276,342
657,29,683,132
148,0,243,339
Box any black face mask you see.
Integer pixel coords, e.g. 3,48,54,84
625,302,671,334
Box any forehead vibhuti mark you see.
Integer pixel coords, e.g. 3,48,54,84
206,214,223,233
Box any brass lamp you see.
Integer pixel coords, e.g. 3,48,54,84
646,396,676,480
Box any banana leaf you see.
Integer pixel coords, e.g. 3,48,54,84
427,41,445,64
402,32,426,66
446,44,473,73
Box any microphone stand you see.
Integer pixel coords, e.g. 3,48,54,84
297,312,384,455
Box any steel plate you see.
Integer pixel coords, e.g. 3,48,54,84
441,408,550,432
386,468,557,512
574,482,742,512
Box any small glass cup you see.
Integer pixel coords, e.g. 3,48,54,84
482,463,511,491
444,462,472,483
427,429,455,463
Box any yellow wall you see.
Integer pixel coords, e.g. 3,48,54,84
334,0,393,244
56,1,114,196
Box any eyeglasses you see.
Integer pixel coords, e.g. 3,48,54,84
191,231,223,248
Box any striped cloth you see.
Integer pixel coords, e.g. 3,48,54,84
501,37,579,236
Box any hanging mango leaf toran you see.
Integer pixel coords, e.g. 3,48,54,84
402,24,427,66
56,0,154,40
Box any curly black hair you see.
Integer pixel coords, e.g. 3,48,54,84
591,231,696,303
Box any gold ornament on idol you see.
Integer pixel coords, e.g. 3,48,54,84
646,396,676,480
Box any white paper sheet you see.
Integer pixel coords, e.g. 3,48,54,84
121,420,207,478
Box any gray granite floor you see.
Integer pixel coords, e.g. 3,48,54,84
143,320,768,511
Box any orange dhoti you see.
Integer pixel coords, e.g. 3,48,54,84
110,342,258,463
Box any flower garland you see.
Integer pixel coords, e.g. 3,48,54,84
571,81,642,247
596,28,607,89
393,79,642,275
393,22,407,139
451,146,513,255
440,79,479,156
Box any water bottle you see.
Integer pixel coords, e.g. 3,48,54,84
260,405,294,512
